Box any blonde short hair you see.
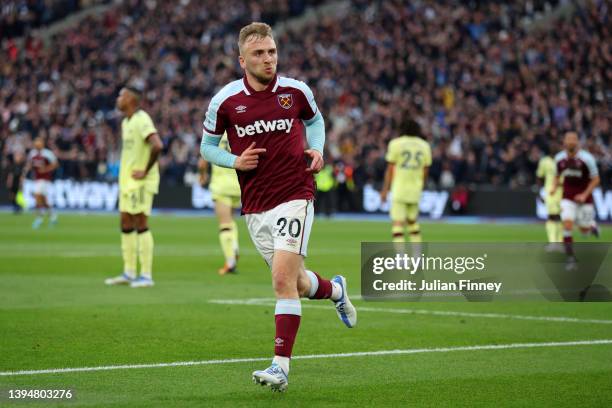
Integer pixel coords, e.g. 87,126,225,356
238,22,274,54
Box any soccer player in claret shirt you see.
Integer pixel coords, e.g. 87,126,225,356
200,22,356,392
105,85,163,288
24,137,59,229
551,131,600,265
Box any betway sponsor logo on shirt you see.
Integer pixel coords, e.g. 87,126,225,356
560,169,583,178
235,119,294,137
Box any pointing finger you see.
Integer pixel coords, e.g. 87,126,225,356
248,148,267,155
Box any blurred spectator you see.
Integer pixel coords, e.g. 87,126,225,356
450,185,469,214
314,163,336,217
333,158,356,212
1,1,110,38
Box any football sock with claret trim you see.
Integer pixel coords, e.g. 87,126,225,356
274,299,301,374
408,222,422,243
305,270,342,301
563,230,574,257
392,225,405,242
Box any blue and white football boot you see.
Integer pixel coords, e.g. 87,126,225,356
331,275,357,328
130,276,155,288
104,273,133,286
252,363,288,392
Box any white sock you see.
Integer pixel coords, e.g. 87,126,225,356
331,281,343,301
273,355,290,374
305,270,319,298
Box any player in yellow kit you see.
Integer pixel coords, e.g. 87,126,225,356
105,85,163,288
380,118,432,243
199,133,241,274
536,143,563,246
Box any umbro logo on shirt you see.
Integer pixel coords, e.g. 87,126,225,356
235,105,247,113
235,119,294,137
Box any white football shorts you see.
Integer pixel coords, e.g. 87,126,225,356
245,199,314,267
33,180,51,196
560,199,595,228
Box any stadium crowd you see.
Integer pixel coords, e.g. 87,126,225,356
1,0,610,200
0,0,111,38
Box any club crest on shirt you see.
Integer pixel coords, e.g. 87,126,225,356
277,94,293,109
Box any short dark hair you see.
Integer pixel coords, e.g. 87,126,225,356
399,117,422,138
124,85,143,98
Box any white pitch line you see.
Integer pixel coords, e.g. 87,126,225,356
1,339,611,377
209,299,612,325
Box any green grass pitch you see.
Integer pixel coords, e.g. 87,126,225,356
0,213,611,407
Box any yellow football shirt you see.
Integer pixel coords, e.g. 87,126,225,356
119,110,159,194
385,135,432,203
536,156,562,201
209,134,240,197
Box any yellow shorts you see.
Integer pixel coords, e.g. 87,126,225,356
390,201,419,222
212,193,241,209
545,196,561,216
119,187,155,216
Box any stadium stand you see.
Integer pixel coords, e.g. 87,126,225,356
1,0,610,194
0,0,111,38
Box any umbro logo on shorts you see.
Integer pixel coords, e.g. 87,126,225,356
235,119,294,137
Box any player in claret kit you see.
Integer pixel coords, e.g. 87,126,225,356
551,131,601,265
200,22,356,392
24,137,59,229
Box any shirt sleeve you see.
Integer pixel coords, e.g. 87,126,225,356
423,142,432,167
42,149,57,164
200,131,237,169
138,112,157,140
296,81,318,121
583,153,599,177
385,140,398,164
304,110,325,154
203,95,227,136
536,159,545,178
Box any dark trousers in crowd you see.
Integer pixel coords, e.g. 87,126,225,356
315,190,335,217
335,183,355,212
8,186,21,214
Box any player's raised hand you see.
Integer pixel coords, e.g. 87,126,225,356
235,142,266,171
304,149,323,173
